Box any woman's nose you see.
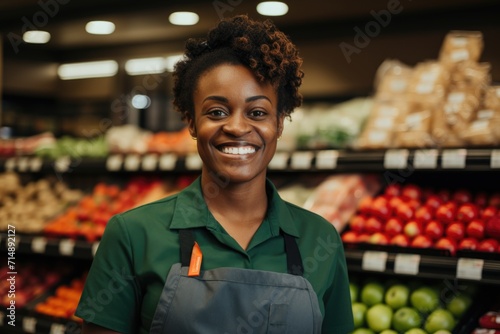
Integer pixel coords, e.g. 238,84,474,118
222,112,252,137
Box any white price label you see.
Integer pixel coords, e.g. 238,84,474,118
159,154,177,170
361,251,388,272
142,154,158,171
491,149,500,169
384,149,409,169
414,149,438,169
29,157,43,172
442,149,467,169
106,155,123,171
268,152,289,170
31,237,47,253
456,258,483,280
54,156,71,173
92,242,100,257
50,323,66,334
316,150,338,169
23,316,37,333
185,154,203,170
124,154,141,171
17,157,29,172
290,151,314,170
5,158,16,171
394,254,421,275
59,239,75,256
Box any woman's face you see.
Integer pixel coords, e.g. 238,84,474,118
188,63,283,185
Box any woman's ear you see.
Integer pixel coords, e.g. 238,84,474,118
186,114,197,139
277,113,286,138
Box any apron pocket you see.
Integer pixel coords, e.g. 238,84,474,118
268,303,288,333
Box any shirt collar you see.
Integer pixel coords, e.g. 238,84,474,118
170,176,299,238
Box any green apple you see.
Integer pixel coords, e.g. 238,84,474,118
366,304,393,332
350,282,360,303
392,307,422,332
352,302,367,329
385,284,410,310
380,330,398,334
351,328,376,334
434,331,452,334
424,309,456,333
361,282,385,306
446,294,471,318
410,286,439,313
404,329,427,334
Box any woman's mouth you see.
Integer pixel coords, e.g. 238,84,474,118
218,145,257,155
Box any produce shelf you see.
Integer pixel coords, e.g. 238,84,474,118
0,311,81,334
1,148,499,173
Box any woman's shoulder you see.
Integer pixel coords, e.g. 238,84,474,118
282,200,340,236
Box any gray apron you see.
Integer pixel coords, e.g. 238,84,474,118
149,229,323,334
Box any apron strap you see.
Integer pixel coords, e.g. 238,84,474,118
282,232,304,276
179,229,304,276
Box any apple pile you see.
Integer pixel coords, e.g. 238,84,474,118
342,184,500,255
472,304,500,334
349,279,474,334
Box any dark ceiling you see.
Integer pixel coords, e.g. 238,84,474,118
1,0,500,99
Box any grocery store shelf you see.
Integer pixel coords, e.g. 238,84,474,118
344,245,500,285
0,311,81,334
0,234,98,260
1,148,499,173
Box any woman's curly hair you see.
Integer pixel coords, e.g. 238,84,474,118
173,15,304,120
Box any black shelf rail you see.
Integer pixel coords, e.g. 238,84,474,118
1,148,499,173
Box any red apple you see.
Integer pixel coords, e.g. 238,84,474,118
411,235,433,248
401,184,423,202
477,238,499,252
389,196,404,211
365,216,384,233
384,217,404,237
481,206,497,220
485,216,500,239
424,220,445,240
458,237,479,251
436,202,457,224
349,215,366,233
371,196,392,220
434,237,457,255
415,206,433,225
452,189,473,205
446,222,466,241
396,203,415,222
357,234,371,243
437,189,451,202
384,184,401,198
406,199,421,211
342,231,359,243
489,193,500,208
425,194,443,212
369,232,390,245
404,220,422,239
466,219,485,239
390,234,411,247
456,203,479,223
474,192,488,208
358,197,373,215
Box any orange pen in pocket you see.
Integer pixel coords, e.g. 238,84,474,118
188,242,203,277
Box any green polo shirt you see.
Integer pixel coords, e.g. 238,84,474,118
75,177,353,334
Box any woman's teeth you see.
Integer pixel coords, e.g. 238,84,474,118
220,146,256,155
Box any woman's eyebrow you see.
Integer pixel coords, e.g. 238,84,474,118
245,95,272,104
203,95,272,104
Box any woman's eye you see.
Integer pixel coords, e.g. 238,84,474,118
249,110,267,118
208,109,226,117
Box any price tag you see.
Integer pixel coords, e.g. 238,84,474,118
17,157,29,172
124,154,141,171
361,251,388,272
159,153,177,170
394,254,421,275
54,156,71,173
316,150,339,169
185,154,203,170
142,154,158,171
92,242,100,257
5,157,16,171
31,237,47,254
50,323,66,334
290,151,314,170
29,157,43,172
23,316,37,333
106,154,123,171
384,149,409,169
442,149,467,169
491,149,500,169
268,152,289,169
59,239,75,256
456,258,483,280
414,149,438,169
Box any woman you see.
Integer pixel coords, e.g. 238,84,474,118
76,15,354,334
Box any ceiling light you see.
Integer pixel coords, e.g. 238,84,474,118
256,2,289,16
23,30,51,44
125,57,166,76
165,54,185,72
58,60,118,80
86,21,115,35
132,95,151,109
168,11,199,26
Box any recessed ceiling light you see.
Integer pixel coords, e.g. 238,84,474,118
168,11,199,26
125,57,166,76
58,60,118,80
86,21,116,35
256,1,289,16
132,95,151,109
23,31,51,44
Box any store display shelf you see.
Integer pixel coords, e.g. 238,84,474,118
344,245,500,285
0,311,81,334
0,233,98,260
1,148,499,173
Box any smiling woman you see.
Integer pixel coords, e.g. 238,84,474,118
76,15,354,334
